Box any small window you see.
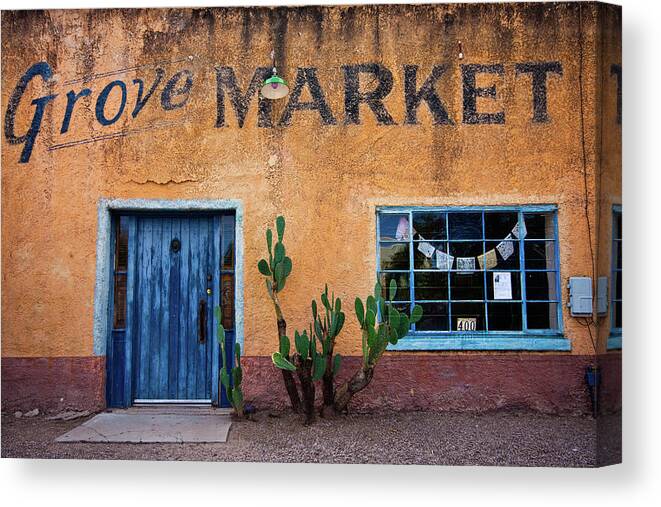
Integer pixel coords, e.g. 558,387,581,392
377,207,561,337
112,216,129,329
220,214,235,330
611,208,622,333
221,215,235,270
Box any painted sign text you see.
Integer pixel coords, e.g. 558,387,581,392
3,60,620,164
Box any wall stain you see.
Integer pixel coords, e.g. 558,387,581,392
1,4,621,364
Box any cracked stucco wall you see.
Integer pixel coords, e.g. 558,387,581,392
1,3,621,359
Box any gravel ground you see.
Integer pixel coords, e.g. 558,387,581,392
1,410,621,467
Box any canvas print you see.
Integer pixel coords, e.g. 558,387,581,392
1,2,621,467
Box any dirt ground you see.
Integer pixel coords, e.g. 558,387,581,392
1,410,621,467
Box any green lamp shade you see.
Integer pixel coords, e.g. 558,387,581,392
260,74,289,99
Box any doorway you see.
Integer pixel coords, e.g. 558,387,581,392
105,211,236,408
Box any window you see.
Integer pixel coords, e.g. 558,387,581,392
220,214,236,330
609,206,622,346
112,216,129,329
377,206,566,350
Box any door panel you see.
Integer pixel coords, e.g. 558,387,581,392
134,215,214,401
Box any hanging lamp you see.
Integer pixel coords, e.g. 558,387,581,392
260,50,289,100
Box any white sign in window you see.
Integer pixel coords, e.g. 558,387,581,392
493,272,512,300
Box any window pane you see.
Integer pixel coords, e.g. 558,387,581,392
615,271,622,300
222,240,234,269
115,216,129,271
414,271,448,301
379,272,410,301
380,242,410,270
449,241,483,259
221,273,234,329
486,240,519,269
448,213,483,240
416,302,449,331
527,302,558,330
613,301,622,328
525,271,558,300
413,241,444,269
524,241,556,269
487,271,521,300
523,213,554,239
112,273,127,329
112,216,129,330
412,212,446,240
451,303,485,331
450,271,484,300
485,212,518,239
379,213,409,240
615,241,622,269
615,212,622,240
221,215,235,270
393,302,412,315
487,303,523,331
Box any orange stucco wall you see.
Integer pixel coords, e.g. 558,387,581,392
1,3,621,363
594,4,622,353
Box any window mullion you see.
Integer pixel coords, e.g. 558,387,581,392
376,212,383,322
446,212,451,332
554,212,562,332
376,211,381,281
482,210,488,332
408,211,415,331
520,210,528,332
610,210,622,333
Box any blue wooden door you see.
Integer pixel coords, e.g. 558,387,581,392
133,216,216,402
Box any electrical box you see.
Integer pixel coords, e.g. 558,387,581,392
597,276,609,315
568,277,593,316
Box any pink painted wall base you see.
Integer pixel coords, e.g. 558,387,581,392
2,357,106,414
1,354,621,416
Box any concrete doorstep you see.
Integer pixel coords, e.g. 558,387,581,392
56,408,232,443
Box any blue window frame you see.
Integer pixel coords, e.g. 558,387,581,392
377,205,569,351
608,206,622,349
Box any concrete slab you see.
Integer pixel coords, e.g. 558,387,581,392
56,412,232,443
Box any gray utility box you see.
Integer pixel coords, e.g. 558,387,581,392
568,277,593,316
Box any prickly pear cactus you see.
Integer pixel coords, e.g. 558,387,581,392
258,215,303,414
258,216,293,295
354,279,422,369
216,308,244,418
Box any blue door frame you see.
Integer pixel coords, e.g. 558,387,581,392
105,211,235,408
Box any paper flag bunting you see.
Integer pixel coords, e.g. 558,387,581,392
417,241,436,258
435,250,454,270
496,234,515,260
477,249,498,270
395,216,410,240
457,257,476,272
511,219,527,239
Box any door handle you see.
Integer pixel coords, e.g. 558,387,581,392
198,299,207,344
